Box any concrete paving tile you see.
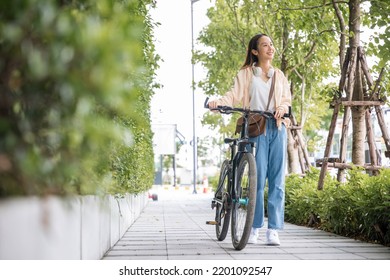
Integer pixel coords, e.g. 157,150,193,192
338,246,390,254
105,249,167,256
279,242,329,248
295,253,366,260
320,241,382,247
166,244,222,249
168,254,234,260
228,246,286,254
281,247,346,254
305,238,359,243
103,255,169,260
116,240,167,245
168,249,226,256
231,254,300,260
354,252,390,259
165,233,211,238
166,242,218,247
123,229,166,233
120,236,167,241
166,240,214,245
111,244,167,250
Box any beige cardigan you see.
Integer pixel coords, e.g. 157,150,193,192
215,66,292,128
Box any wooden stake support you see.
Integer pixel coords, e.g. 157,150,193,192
317,47,389,190
289,113,311,174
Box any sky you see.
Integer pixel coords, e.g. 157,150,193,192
150,0,214,144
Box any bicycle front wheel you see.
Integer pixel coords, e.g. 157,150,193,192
215,160,231,241
231,153,257,250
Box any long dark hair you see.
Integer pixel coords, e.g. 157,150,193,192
242,33,268,68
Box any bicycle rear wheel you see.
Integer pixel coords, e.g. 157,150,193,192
231,153,257,250
214,160,231,241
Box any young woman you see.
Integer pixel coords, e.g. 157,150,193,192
207,33,291,245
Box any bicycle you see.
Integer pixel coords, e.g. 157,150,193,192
204,97,275,250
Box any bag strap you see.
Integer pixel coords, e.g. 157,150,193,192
266,72,276,110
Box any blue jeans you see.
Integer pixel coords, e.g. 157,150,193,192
250,118,287,229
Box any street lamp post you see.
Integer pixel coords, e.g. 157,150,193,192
191,0,200,194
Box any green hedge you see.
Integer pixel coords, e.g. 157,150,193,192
285,167,390,246
0,0,157,197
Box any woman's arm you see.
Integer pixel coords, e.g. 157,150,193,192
208,68,249,109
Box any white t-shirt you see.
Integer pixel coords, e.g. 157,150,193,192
249,68,275,112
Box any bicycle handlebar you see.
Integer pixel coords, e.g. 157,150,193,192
204,97,290,118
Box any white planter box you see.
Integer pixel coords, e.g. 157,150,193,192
0,193,148,260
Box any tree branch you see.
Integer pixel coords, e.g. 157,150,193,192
280,1,348,11
332,0,346,69
226,1,246,49
287,1,337,74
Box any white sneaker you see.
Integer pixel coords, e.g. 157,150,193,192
247,228,259,244
266,229,280,246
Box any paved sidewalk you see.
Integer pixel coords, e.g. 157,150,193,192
103,186,390,260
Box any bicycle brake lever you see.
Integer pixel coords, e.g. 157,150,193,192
284,106,292,118
279,106,291,118
204,97,209,108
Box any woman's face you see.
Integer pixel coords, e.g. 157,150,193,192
253,36,275,61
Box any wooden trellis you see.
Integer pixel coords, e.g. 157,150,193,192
317,46,390,190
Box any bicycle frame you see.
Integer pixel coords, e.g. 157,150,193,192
212,110,256,214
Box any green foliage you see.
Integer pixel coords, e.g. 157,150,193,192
285,167,390,246
363,0,390,69
304,84,338,153
110,120,155,195
0,0,158,197
286,168,330,225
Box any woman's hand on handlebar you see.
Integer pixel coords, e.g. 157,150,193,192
204,97,220,110
274,107,285,119
207,100,219,110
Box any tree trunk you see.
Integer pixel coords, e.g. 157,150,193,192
349,0,365,165
351,59,366,165
281,23,300,174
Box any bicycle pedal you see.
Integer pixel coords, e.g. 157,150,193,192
206,221,218,225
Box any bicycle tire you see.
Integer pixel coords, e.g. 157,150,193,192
215,160,231,241
231,153,257,250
